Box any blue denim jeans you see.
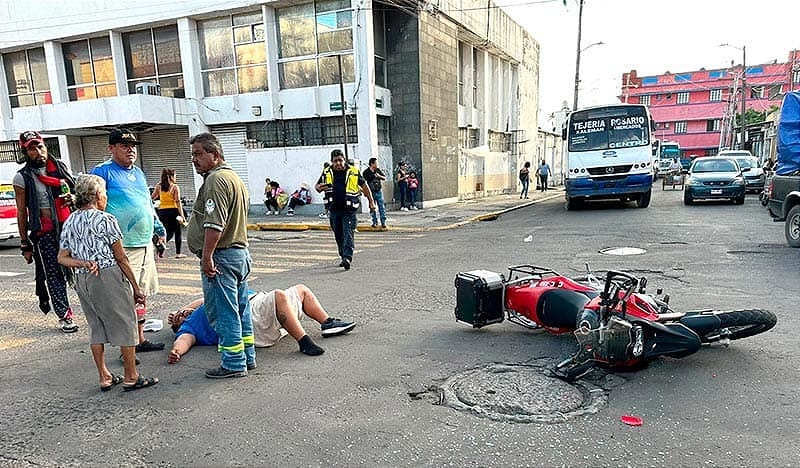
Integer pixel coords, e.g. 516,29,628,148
371,191,387,225
329,210,357,261
521,178,530,198
201,248,254,372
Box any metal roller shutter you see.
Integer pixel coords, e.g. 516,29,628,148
138,128,194,201
210,125,250,190
80,135,111,173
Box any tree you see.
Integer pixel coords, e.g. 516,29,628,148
735,105,780,127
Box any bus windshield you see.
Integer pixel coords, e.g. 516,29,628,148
568,106,650,152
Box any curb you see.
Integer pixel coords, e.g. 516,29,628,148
247,191,562,233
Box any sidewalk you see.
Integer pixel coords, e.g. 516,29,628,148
248,187,563,232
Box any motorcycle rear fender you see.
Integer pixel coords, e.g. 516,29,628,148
678,313,723,337
633,318,702,359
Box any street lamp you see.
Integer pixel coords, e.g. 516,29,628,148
720,43,746,150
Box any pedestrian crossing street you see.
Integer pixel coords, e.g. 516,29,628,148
155,230,426,295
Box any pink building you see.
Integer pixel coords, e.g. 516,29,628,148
620,49,800,160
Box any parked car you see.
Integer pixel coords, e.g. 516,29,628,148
683,157,747,205
728,155,764,192
0,182,19,244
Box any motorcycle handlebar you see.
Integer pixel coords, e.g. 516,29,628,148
600,270,639,309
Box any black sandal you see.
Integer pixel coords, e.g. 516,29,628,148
100,374,124,392
122,375,159,392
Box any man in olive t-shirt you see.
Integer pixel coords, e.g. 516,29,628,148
186,132,254,379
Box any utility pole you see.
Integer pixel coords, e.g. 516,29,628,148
572,0,584,111
740,45,747,150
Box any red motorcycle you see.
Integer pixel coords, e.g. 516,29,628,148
455,265,777,381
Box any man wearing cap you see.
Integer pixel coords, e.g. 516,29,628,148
13,131,78,333
186,132,254,379
90,128,166,353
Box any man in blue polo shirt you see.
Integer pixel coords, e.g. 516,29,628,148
91,128,166,353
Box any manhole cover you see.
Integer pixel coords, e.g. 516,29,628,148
438,363,606,423
599,247,646,256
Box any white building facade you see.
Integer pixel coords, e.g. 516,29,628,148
0,0,539,209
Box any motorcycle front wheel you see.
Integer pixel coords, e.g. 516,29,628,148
703,309,777,342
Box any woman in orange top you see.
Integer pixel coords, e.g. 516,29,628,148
151,168,186,258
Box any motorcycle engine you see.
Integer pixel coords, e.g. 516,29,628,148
575,316,635,362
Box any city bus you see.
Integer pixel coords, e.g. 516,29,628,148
562,104,655,210
653,140,681,177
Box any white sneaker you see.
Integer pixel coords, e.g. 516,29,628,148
401,207,408,212
411,205,418,210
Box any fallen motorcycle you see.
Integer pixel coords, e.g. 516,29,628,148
454,265,777,381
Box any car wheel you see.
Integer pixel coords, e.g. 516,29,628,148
785,205,800,248
683,192,693,205
566,197,580,211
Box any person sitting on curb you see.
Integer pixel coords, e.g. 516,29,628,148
167,284,356,363
286,184,312,216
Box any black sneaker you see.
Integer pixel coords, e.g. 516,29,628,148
371,223,378,228
205,366,248,379
247,362,257,371
321,318,356,337
341,258,350,270
136,340,165,352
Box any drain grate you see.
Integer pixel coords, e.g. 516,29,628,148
438,363,606,423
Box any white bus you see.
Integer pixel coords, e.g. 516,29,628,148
562,104,655,210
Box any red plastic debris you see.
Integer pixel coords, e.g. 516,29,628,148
620,415,643,426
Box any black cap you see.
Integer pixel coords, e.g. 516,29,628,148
108,128,141,145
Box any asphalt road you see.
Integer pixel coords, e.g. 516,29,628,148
1,187,797,467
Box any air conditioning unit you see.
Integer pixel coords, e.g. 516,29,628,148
135,82,161,96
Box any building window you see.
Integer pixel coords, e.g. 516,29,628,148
457,42,467,105
63,37,116,101
377,116,390,146
794,69,800,84
750,86,764,99
276,0,354,89
707,119,721,132
488,130,510,152
373,8,386,87
3,47,51,108
197,11,267,97
458,127,480,148
766,84,782,99
639,95,650,106
675,121,687,134
676,92,689,104
709,89,723,102
245,116,357,148
122,25,183,97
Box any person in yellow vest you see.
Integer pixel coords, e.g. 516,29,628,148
151,168,187,258
315,149,375,270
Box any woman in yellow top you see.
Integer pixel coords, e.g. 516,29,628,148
151,168,186,258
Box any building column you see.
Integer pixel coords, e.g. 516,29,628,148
43,41,68,104
353,0,378,169
109,30,128,96
263,4,281,112
177,17,208,137
0,55,12,140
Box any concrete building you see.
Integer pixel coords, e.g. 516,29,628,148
620,49,800,162
0,0,539,210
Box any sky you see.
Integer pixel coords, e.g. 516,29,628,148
496,0,798,126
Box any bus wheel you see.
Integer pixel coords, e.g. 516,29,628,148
566,197,581,211
636,189,652,208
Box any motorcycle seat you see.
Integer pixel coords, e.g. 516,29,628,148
537,289,592,328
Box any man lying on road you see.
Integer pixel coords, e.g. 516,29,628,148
167,284,356,363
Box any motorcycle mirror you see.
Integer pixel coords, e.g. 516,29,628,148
663,294,670,304
656,288,663,295
638,277,647,293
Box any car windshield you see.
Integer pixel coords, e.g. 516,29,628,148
692,159,738,173
735,157,757,169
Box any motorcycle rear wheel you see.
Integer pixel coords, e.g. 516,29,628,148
703,309,777,342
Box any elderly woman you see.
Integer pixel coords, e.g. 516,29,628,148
57,174,158,392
